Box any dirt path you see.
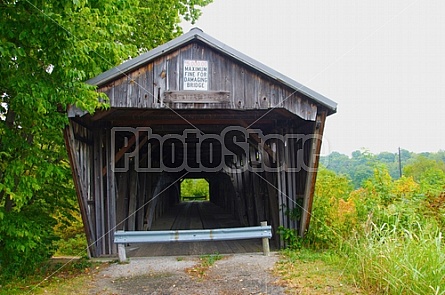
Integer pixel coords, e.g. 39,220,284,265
88,253,286,295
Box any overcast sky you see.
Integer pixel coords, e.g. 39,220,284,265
182,0,445,156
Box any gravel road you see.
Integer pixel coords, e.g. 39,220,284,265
88,253,286,295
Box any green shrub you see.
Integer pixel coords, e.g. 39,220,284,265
0,207,58,281
287,163,445,294
53,208,88,257
303,167,355,249
54,233,88,257
277,226,301,249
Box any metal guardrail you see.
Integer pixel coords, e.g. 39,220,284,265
114,223,272,262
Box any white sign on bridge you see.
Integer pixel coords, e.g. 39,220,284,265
183,60,208,90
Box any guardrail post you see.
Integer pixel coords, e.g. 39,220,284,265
118,243,127,262
261,221,270,256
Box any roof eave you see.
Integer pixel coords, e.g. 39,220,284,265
86,29,203,87
192,32,337,114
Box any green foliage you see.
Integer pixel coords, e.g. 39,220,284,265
0,256,94,294
284,153,445,294
53,208,88,257
277,226,301,250
404,155,445,195
0,0,211,278
322,149,414,187
345,223,445,294
0,206,58,279
199,252,222,268
180,178,209,200
304,167,354,249
54,234,88,257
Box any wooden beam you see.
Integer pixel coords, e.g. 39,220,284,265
164,90,230,103
299,111,327,236
64,124,97,257
127,169,138,231
91,109,117,121
103,133,151,176
262,147,280,248
107,118,276,127
236,120,276,160
105,129,117,254
93,128,105,256
137,173,148,230
116,172,128,231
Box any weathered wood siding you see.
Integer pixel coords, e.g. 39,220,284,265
64,121,97,256
98,42,317,121
66,34,333,257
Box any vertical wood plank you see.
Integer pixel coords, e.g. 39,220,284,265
275,138,284,234
93,128,104,256
106,128,117,254
64,123,97,257
116,172,128,230
136,173,147,230
243,163,255,226
299,112,327,236
262,146,280,248
153,57,167,107
279,128,289,230
127,70,140,108
127,169,138,231
289,127,298,230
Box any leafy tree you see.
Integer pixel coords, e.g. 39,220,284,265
181,178,209,200
0,0,211,278
403,155,445,182
322,149,415,188
322,151,351,174
376,151,396,163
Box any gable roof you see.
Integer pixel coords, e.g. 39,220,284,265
87,28,337,114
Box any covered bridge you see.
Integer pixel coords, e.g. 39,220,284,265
65,28,337,257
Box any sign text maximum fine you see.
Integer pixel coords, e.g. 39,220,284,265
183,60,208,90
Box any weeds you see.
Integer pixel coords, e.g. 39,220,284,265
0,257,100,295
185,253,223,279
275,249,363,294
200,253,222,268
280,164,445,294
344,223,445,294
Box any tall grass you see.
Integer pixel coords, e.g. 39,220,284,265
283,166,445,294
343,222,445,294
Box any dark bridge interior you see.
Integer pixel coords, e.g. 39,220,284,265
108,109,305,234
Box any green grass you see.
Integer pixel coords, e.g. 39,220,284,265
0,258,101,295
276,249,364,294
279,218,445,295
343,223,445,295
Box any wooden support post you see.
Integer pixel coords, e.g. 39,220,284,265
261,221,270,256
93,128,105,256
64,124,97,257
299,112,327,236
117,243,127,262
127,169,138,231
262,149,279,248
106,129,117,254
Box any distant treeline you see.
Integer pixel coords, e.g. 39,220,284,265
321,149,445,188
